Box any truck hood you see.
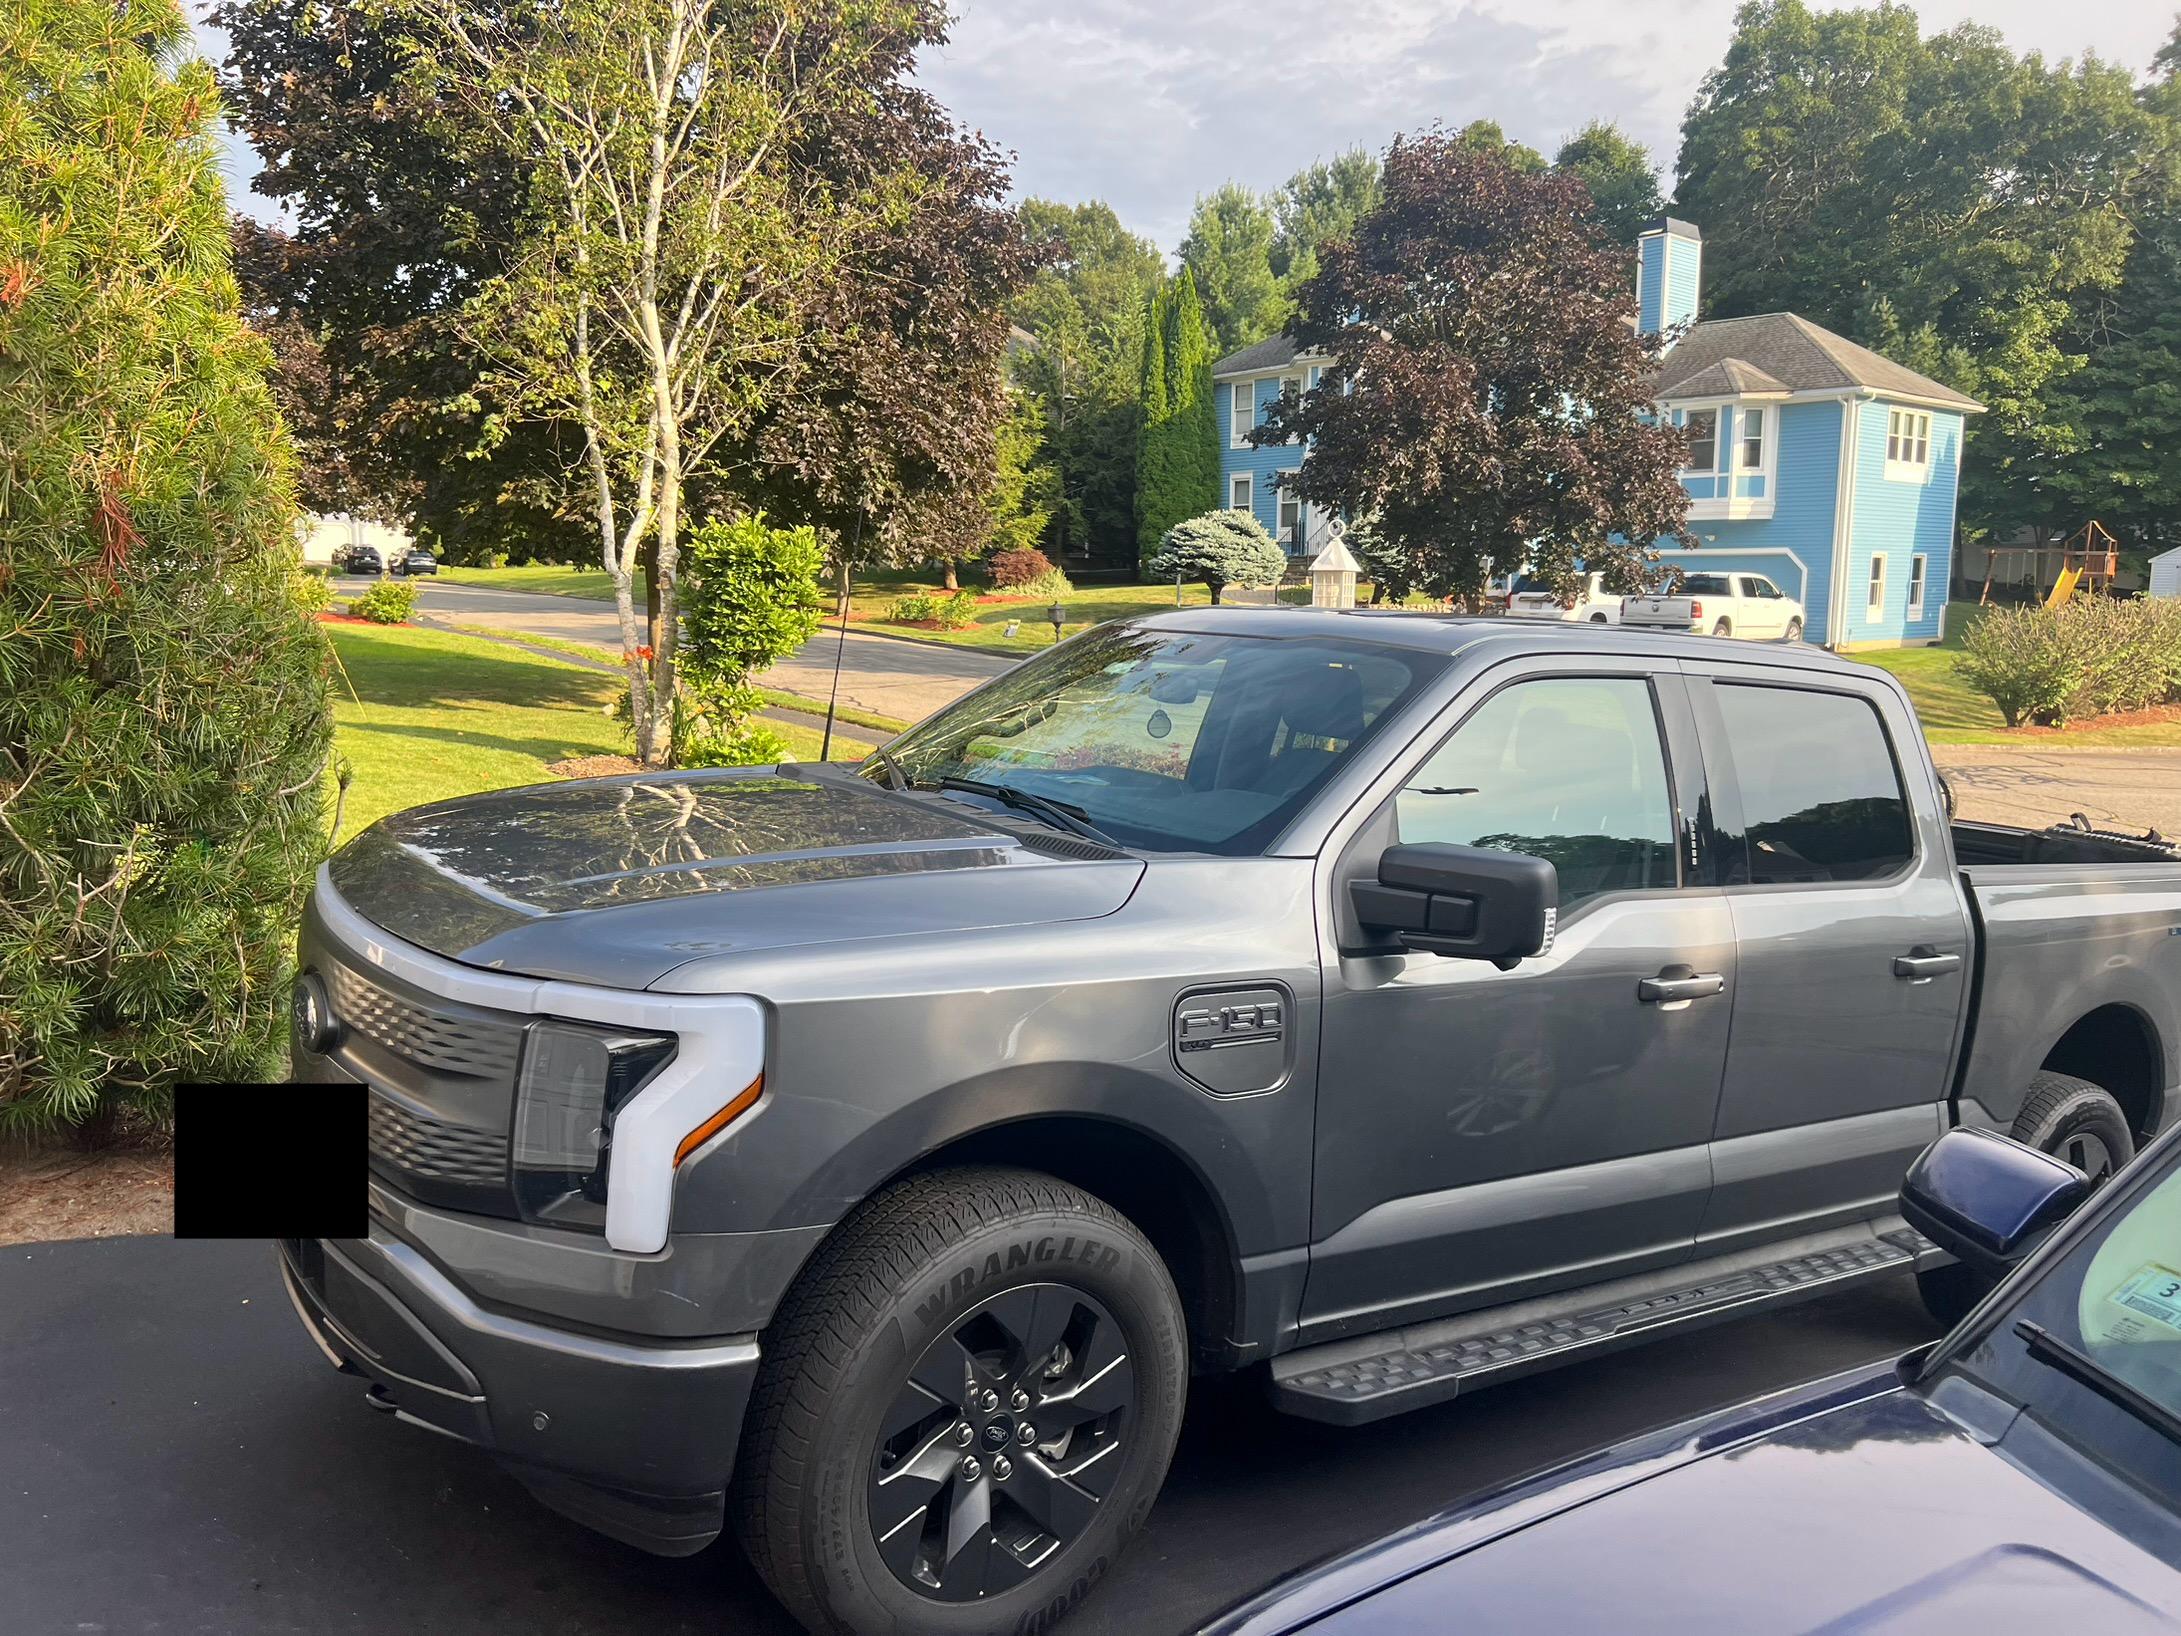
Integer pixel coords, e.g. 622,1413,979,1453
325,765,1144,988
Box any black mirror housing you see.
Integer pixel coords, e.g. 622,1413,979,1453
1352,843,1557,967
1900,1127,2093,1282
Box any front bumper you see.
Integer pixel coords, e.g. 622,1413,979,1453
277,1229,759,1556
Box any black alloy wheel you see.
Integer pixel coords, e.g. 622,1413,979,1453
870,1283,1133,1602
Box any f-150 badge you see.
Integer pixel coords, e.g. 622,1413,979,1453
1172,986,1292,1097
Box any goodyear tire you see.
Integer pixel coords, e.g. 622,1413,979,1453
1916,1071,2135,1328
734,1167,1187,1636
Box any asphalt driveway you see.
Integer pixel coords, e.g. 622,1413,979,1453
2,1235,1938,1635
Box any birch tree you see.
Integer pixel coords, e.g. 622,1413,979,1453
386,0,923,763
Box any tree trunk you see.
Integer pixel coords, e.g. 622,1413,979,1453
941,559,958,591
1209,579,1224,605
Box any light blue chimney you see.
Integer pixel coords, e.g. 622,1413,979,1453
1636,216,1702,341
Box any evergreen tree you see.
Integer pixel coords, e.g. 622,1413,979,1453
1133,282,1172,558
0,0,333,1131
1134,272,1221,566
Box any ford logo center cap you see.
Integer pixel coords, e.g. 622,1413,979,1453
292,972,339,1054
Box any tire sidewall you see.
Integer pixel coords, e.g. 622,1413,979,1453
2016,1080,2134,1180
803,1205,1187,1636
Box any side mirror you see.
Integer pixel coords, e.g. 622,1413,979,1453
1351,843,1557,968
1900,1128,2092,1282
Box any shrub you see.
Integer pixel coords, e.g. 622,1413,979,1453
0,0,333,1134
990,551,1064,597
1958,598,2181,727
349,579,417,624
1146,508,1288,603
677,514,826,765
887,590,979,628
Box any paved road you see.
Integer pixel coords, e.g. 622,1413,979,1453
1931,743,2181,836
2,1234,1939,1635
370,577,1010,725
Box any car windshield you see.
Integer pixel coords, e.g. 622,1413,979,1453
864,623,1443,855
1942,1137,2181,1501
1679,574,1732,595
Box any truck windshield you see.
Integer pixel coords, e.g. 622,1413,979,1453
866,623,1443,855
1937,1139,2181,1503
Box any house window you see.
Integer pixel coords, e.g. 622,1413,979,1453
1885,409,1932,478
1737,406,1766,470
1868,554,1888,617
1682,408,1718,472
1229,473,1252,514
1230,381,1255,448
1908,554,1927,617
1280,375,1305,442
1278,487,1302,549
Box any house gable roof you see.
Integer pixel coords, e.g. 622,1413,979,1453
1657,312,1981,411
1212,334,1306,377
1666,356,1790,400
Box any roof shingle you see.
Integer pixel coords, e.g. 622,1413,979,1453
1656,312,1981,410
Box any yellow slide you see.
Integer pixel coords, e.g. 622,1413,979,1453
2045,564,2082,609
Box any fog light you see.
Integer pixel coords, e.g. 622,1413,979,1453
292,972,338,1054
512,1021,676,1229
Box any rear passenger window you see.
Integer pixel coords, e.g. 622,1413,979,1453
1713,685,1913,884
1395,677,1679,908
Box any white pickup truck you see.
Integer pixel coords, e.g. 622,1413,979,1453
1507,572,1617,624
1621,571,1805,641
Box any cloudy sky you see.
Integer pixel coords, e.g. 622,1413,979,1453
204,1,2179,246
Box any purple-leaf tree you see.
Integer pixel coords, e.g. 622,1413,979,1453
1254,131,1693,604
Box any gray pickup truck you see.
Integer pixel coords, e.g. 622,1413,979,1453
280,610,2181,1635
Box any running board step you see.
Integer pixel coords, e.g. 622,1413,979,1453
1272,1223,1939,1425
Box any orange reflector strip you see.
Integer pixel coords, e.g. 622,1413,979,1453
674,1075,763,1166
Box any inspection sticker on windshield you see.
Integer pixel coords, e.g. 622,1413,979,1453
2112,1264,2181,1332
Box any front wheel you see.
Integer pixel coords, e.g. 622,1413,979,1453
1784,618,1803,642
735,1168,1188,1636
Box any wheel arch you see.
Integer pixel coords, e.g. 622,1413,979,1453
2040,1002,2165,1143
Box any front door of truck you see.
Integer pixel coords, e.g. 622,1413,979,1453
1302,657,1735,1341
1683,664,1971,1252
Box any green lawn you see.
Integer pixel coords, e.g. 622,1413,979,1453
327,621,853,836
438,563,648,601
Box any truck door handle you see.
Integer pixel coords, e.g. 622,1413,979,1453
1637,967,1725,1004
1893,948,1962,981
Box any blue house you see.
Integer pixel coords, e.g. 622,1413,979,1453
1210,215,1982,648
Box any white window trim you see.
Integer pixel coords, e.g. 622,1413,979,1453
1884,408,1933,484
1867,553,1888,618
1229,381,1254,449
1276,475,1302,548
1665,396,1779,521
1676,402,1725,476
1908,553,1928,618
1229,473,1252,513
1736,404,1768,472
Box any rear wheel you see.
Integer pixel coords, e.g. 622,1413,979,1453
1915,1071,2135,1328
735,1168,1187,1636
1712,618,1733,637
1589,613,1609,624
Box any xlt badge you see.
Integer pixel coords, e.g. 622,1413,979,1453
1171,984,1294,1097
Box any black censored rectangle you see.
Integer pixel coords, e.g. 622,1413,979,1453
173,1084,367,1238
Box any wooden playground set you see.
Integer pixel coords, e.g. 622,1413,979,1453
1977,520,2122,609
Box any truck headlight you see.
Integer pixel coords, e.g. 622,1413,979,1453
512,1021,677,1229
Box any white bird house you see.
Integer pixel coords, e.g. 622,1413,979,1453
1309,530,1360,609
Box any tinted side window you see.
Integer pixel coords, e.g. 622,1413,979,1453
1395,677,1679,907
1712,684,1913,884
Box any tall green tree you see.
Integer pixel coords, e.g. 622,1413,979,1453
1271,149,1382,291
1553,122,1663,244
1133,269,1220,564
1676,0,2160,537
1258,134,1692,604
1,0,332,1131
1008,199,1163,565
1179,183,1284,356
1455,119,1547,173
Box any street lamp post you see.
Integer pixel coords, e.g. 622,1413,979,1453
1047,602,1066,645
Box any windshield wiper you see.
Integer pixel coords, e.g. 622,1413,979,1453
928,776,1121,849
864,744,908,791
2015,1319,2181,1445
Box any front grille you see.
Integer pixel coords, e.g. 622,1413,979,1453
368,1092,510,1186
326,963,524,1080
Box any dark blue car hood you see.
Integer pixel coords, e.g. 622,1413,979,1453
1211,1363,2181,1634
